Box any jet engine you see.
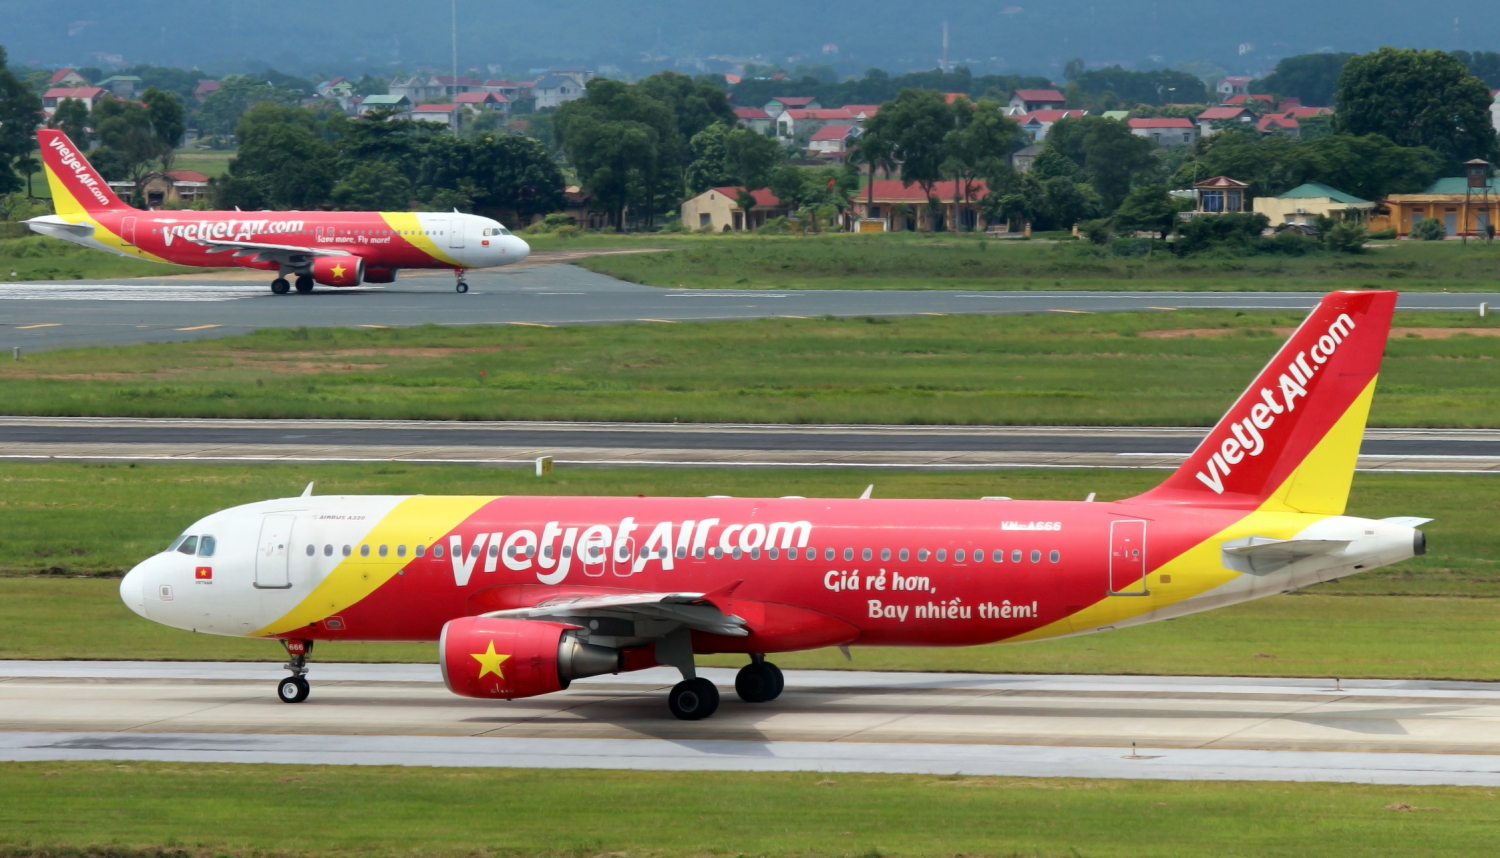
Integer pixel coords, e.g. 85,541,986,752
363,267,397,283
311,255,364,286
440,616,621,700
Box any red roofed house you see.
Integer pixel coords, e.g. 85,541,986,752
1196,105,1256,138
1215,76,1253,102
843,104,881,123
41,86,110,116
49,68,88,86
1015,109,1087,142
763,96,820,118
855,179,990,232
193,79,221,101
1224,93,1275,107
455,90,508,116
733,106,772,135
777,107,853,141
1007,88,1066,114
1282,105,1332,119
680,186,788,232
1190,175,1251,217
808,124,858,159
1257,112,1300,137
1127,116,1196,146
107,170,212,208
413,103,460,129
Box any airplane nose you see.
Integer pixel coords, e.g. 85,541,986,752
120,559,149,619
511,236,530,262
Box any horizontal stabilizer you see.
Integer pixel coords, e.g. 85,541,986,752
1380,516,1433,528
1221,535,1351,576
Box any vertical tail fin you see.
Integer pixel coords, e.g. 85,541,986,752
36,128,131,217
1133,290,1397,515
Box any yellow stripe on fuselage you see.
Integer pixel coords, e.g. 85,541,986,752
379,212,465,267
250,495,495,637
40,161,171,263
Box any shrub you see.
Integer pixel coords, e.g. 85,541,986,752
1173,212,1270,256
1367,227,1397,240
1323,221,1368,254
1411,217,1447,241
1078,218,1113,245
551,225,579,239
1110,237,1154,257
758,216,792,234
1266,230,1319,256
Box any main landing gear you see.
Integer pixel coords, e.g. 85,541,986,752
454,267,469,293
270,277,290,295
278,639,312,703
735,654,785,703
295,275,314,294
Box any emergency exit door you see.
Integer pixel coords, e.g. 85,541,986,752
1109,519,1148,595
449,219,464,249
254,514,295,589
120,216,136,246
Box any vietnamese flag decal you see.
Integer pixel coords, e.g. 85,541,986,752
195,566,212,580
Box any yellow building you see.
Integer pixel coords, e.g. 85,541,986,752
1253,183,1374,227
679,187,787,232
1370,163,1500,238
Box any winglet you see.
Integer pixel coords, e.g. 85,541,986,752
301,481,314,498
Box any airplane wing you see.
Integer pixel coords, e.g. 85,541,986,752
481,591,749,637
194,239,352,267
1221,535,1353,575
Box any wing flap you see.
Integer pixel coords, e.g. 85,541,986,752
481,591,749,637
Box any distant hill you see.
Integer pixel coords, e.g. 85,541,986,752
5,0,1500,82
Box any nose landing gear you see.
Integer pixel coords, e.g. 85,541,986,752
278,638,312,703
455,267,469,293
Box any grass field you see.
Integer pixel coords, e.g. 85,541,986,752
577,233,1500,292
5,761,1494,858
6,311,1500,425
0,461,1495,679
0,235,206,281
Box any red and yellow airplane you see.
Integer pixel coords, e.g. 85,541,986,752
121,290,1426,719
26,129,530,293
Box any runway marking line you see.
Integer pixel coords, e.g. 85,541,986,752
15,323,60,329
174,324,221,331
509,322,555,328
919,312,947,316
1147,306,1179,311
1049,309,1092,314
638,318,677,324
359,325,388,329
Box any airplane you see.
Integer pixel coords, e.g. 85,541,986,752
119,290,1427,719
25,129,530,294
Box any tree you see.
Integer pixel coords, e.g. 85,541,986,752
47,97,91,146
1334,47,1498,167
142,87,185,172
193,75,304,136
1044,115,1158,210
214,103,337,209
860,88,952,229
942,97,1022,230
685,122,734,195
1249,53,1353,107
1068,66,1207,106
554,79,680,228
425,135,566,222
329,162,412,210
633,70,735,163
0,46,42,197
979,170,1043,231
724,127,781,191
1112,183,1178,239
1452,50,1500,88
1039,176,1101,230
90,98,162,185
1172,129,1443,202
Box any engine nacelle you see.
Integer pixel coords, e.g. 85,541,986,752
440,616,621,700
363,267,398,284
311,255,364,286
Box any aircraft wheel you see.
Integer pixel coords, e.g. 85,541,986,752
668,677,719,720
294,276,314,294
735,661,780,703
456,281,469,294
270,278,291,295
764,661,784,701
277,675,309,703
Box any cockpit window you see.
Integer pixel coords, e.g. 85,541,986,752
167,535,188,552
499,226,511,235
198,536,216,557
176,535,198,555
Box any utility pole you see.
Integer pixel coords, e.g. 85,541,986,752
451,0,459,135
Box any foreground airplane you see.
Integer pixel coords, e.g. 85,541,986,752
26,129,529,293
120,290,1426,719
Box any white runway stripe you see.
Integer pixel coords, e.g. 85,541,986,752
0,284,267,302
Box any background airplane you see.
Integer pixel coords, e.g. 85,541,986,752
25,129,530,294
119,290,1426,719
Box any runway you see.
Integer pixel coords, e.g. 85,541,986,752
4,661,1500,785
2,416,1499,472
1,262,1495,352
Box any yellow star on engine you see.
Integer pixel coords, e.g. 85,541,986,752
331,263,347,279
471,640,510,680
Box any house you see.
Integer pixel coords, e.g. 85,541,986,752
1223,93,1275,107
1186,175,1250,217
733,106,772,135
95,75,143,98
48,68,88,86
807,124,858,159
763,96,820,118
483,79,533,103
1127,117,1196,146
1008,88,1066,114
1101,110,1130,122
1196,105,1256,138
193,79,221,101
1371,162,1500,238
412,103,460,129
357,94,413,118
1257,112,1299,136
1253,182,1374,227
41,86,110,116
1215,76,1253,102
389,75,444,102
1011,144,1043,172
456,91,508,115
1014,109,1087,142
842,104,880,123
777,107,854,141
316,77,354,99
1282,105,1332,119
108,170,211,207
557,185,609,230
854,179,990,232
533,74,586,109
680,186,788,231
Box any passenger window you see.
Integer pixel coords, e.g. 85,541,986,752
692,547,703,559
324,544,333,557
306,544,315,556
843,548,853,561
750,547,760,560
899,548,909,561
397,545,406,557
825,548,834,561
342,545,352,557
378,545,388,557
768,547,779,560
432,544,444,559
937,549,947,562
955,549,965,562
177,536,198,555
732,547,742,560
918,549,929,561
711,547,722,559
1050,550,1060,563
360,545,370,557
198,536,216,557
416,544,426,558
1030,550,1041,563
1012,549,1022,563
490,543,499,558
880,548,890,561
563,545,573,558
993,549,1003,562
973,550,983,563
676,546,687,559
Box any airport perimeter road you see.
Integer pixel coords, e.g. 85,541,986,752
4,661,1500,785
1,416,1498,472
1,263,1496,351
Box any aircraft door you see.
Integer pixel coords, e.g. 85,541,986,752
1108,519,1148,595
120,217,136,246
254,514,296,589
449,219,465,249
